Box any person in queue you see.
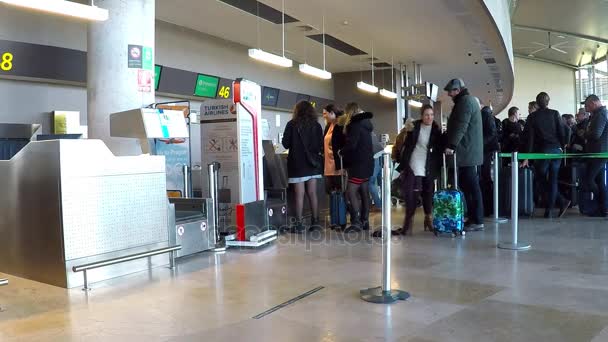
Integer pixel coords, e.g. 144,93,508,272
282,101,324,233
501,106,524,154
521,92,571,218
571,108,590,153
333,102,375,231
576,107,590,125
369,131,385,212
562,114,576,128
493,107,503,150
443,78,485,231
583,95,608,218
394,104,442,235
480,105,499,217
323,104,344,194
528,101,539,115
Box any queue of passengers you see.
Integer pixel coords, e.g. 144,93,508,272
281,79,608,234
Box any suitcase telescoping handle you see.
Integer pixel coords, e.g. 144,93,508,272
337,152,346,193
442,152,458,190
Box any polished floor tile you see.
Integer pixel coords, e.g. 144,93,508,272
1,208,608,341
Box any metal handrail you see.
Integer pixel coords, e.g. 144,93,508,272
72,245,181,291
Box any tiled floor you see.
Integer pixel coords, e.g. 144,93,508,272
2,208,608,341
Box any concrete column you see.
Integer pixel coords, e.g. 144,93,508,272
88,0,155,156
395,64,406,131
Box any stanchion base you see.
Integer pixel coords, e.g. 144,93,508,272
485,217,508,224
360,287,410,304
497,242,531,251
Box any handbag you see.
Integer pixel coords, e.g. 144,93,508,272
296,127,322,169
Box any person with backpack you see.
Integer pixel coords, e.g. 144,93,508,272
282,101,324,233
333,102,375,231
394,104,442,235
521,92,571,218
582,94,608,218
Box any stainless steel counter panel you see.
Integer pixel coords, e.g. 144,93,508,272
0,140,170,288
0,140,67,287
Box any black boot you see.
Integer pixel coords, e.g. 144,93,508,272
290,218,306,234
310,217,323,231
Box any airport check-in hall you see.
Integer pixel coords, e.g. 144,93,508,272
1,0,608,341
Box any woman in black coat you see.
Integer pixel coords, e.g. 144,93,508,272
333,102,375,231
394,104,442,234
282,101,323,233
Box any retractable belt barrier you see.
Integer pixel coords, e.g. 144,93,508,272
499,152,608,160
495,151,608,251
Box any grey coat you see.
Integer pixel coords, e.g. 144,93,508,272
446,89,484,167
585,106,608,154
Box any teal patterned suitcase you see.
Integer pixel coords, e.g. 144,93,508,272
432,154,465,237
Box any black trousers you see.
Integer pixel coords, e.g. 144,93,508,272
459,166,484,225
480,153,494,217
584,159,608,215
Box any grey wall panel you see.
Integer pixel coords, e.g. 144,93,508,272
0,79,87,134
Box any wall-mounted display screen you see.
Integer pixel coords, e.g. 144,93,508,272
154,65,162,90
194,74,220,98
296,94,311,103
262,87,280,107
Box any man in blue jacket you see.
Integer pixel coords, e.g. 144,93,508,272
583,95,608,218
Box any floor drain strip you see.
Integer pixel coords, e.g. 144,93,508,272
252,286,325,319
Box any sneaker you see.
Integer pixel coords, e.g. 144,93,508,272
464,223,484,232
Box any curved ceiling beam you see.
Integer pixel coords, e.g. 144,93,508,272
514,53,578,70
513,24,608,45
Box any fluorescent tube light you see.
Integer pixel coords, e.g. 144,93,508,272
0,0,109,21
248,49,293,68
379,88,397,99
409,100,424,108
357,81,378,94
299,64,332,80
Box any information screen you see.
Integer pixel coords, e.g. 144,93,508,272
154,65,162,90
142,109,189,139
261,87,279,107
194,74,220,98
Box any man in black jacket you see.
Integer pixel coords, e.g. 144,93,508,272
480,106,499,216
444,78,484,230
583,95,608,217
522,92,571,218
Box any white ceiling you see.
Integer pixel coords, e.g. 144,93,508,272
156,0,514,111
512,0,608,67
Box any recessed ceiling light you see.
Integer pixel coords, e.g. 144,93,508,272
557,35,565,39
342,20,349,25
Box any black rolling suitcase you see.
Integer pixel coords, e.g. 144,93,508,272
499,165,535,217
559,162,582,208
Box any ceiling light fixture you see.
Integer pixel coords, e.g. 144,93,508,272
0,0,109,21
299,64,331,79
248,49,293,67
357,81,379,93
299,14,331,79
409,100,423,108
357,42,378,94
380,56,397,99
379,89,397,99
248,0,292,68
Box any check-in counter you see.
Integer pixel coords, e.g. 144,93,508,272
0,139,171,288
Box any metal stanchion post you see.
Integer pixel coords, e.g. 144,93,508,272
498,152,531,251
360,153,410,304
208,162,226,252
182,164,191,198
487,151,508,223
